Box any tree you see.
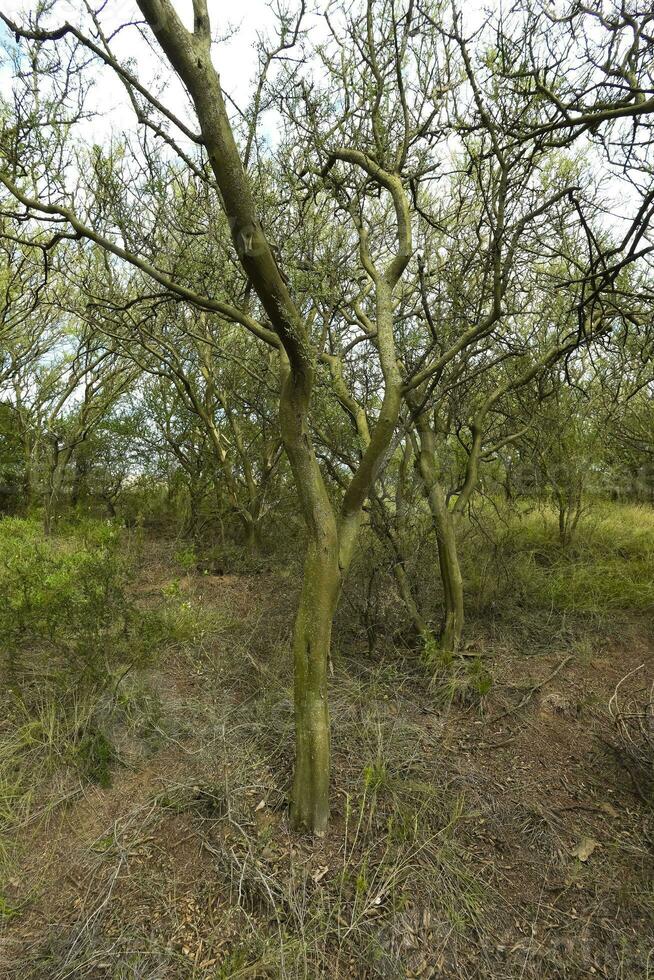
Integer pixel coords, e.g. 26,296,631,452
1,0,653,833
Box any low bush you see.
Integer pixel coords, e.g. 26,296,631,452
0,517,140,685
0,518,158,879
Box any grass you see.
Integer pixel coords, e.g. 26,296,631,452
145,591,238,649
1,505,653,977
16,671,485,978
0,520,212,888
465,500,654,615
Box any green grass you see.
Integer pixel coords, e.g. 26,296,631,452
142,592,237,649
0,517,163,884
463,500,654,615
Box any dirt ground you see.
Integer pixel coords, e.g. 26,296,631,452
1,543,653,979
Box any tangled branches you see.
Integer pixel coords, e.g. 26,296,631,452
608,665,654,804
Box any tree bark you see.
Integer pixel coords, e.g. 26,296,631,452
433,502,464,657
413,416,464,656
290,530,340,833
279,361,340,833
44,451,65,535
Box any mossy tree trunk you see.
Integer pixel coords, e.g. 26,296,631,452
279,359,340,833
433,501,464,656
413,417,465,656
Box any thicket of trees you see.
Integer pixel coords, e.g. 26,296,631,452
0,0,653,833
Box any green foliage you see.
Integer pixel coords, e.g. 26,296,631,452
0,517,138,684
421,628,447,666
0,895,17,920
363,758,388,793
0,518,159,877
173,544,197,571
74,729,116,788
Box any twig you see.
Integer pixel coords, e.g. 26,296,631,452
490,655,573,723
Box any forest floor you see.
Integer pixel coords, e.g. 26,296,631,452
1,532,653,979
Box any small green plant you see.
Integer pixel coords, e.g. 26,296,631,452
173,545,197,572
355,857,370,899
142,597,234,650
0,896,17,920
430,655,493,708
74,729,117,788
363,759,388,793
466,657,492,699
420,628,454,668
420,618,492,705
161,578,182,597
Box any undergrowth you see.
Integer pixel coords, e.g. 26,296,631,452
465,500,654,615
1,507,653,978
0,520,182,887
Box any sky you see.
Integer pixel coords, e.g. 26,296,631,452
0,1,284,145
0,1,646,248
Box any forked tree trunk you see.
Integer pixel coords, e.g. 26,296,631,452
244,519,261,552
132,2,408,833
243,497,265,552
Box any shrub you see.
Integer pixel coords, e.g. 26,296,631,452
0,518,161,877
0,517,142,686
